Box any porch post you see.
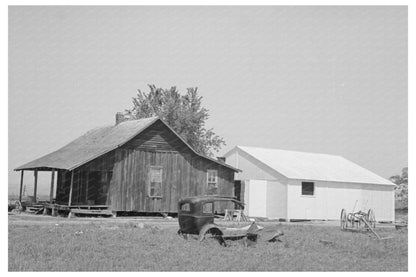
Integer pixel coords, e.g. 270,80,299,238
33,170,38,203
49,169,55,203
19,170,24,202
68,170,74,206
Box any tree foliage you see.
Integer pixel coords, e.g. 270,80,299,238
123,85,225,156
390,167,408,208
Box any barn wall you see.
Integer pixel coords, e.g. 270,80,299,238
225,148,282,181
266,180,287,219
122,120,190,152
243,180,267,217
108,149,234,212
360,184,395,222
242,179,287,219
286,179,395,221
226,148,289,219
225,149,275,180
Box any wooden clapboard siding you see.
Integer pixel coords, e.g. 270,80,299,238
55,119,236,212
107,148,234,212
122,120,190,153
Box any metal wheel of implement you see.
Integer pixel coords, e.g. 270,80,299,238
348,213,355,228
340,209,347,230
367,209,376,229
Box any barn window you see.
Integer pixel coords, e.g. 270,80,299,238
148,166,163,197
207,170,218,189
301,182,314,196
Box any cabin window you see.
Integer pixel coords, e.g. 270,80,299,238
207,170,218,190
149,166,163,197
203,202,213,214
301,182,315,196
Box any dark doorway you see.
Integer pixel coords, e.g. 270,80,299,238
234,180,241,201
87,171,112,205
234,180,243,209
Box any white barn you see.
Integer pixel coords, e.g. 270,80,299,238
224,146,395,222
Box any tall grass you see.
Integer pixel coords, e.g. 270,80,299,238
8,218,407,271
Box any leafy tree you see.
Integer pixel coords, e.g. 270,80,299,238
390,167,408,208
123,85,225,156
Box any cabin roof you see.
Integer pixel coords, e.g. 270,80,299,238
225,146,394,186
15,117,239,172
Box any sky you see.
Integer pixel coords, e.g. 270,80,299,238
8,6,407,195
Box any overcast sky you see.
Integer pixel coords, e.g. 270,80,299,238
9,6,407,195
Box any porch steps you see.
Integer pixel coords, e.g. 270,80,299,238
68,208,115,218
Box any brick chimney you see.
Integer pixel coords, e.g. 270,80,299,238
115,112,130,125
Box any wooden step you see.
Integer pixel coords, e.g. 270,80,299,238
68,208,115,218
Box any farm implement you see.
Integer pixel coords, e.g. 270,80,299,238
340,208,392,240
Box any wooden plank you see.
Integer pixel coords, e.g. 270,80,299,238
69,208,113,216
127,149,133,211
49,169,55,202
131,149,137,211
33,170,38,203
118,149,126,211
78,169,83,204
145,151,150,211
124,149,130,211
75,169,80,204
140,150,145,211
163,152,169,211
85,169,89,204
68,170,75,206
171,152,177,212
19,170,24,202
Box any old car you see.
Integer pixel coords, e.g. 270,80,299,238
177,195,283,246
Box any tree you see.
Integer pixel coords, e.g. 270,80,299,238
123,85,225,157
390,167,408,208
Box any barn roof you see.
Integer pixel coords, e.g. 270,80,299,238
15,117,239,172
226,146,394,186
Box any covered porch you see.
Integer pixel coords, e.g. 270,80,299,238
15,166,113,217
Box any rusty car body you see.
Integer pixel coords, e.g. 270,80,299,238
177,195,283,246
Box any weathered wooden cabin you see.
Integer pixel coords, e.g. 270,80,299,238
15,116,239,215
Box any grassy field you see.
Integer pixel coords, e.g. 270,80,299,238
8,214,407,271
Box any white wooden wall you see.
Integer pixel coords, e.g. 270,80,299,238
243,179,287,219
244,180,267,217
286,179,395,222
266,180,287,219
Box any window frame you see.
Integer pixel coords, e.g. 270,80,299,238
148,166,163,198
207,169,218,189
180,203,191,212
301,181,315,196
